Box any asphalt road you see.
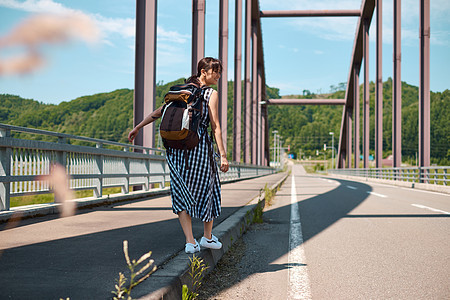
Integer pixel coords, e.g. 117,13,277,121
206,164,450,299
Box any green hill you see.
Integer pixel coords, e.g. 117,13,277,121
0,78,448,165
266,78,449,165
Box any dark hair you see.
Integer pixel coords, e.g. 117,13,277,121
185,57,223,86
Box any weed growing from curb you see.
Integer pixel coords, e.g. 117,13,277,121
252,199,264,224
112,240,157,300
183,255,209,300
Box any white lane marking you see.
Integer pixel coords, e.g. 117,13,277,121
412,204,450,215
399,187,450,197
366,191,387,198
346,185,357,190
289,174,312,299
344,180,449,197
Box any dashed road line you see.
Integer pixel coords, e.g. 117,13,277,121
346,185,357,190
367,191,387,198
412,204,450,215
289,174,312,299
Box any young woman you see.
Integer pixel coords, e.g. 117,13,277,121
128,57,229,253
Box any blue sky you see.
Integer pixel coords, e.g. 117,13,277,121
0,0,449,105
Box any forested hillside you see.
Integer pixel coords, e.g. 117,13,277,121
265,78,449,165
0,78,448,165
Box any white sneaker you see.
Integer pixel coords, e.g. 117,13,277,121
200,234,222,250
185,240,200,254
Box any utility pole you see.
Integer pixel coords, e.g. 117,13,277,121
329,132,335,169
272,130,278,167
278,136,283,168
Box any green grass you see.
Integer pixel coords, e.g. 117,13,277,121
11,187,123,207
10,181,171,208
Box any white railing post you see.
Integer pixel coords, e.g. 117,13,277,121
56,137,67,166
123,147,130,194
0,128,11,210
144,149,150,191
94,143,103,198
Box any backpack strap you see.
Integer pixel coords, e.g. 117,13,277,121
205,130,219,180
184,144,189,170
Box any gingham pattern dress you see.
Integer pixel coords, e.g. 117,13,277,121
166,87,221,222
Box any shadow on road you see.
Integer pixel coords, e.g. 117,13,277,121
199,175,373,299
0,195,255,299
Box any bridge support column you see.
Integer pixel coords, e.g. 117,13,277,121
393,0,402,167
134,0,157,149
257,65,263,165
233,0,242,162
346,109,353,169
262,104,268,166
419,0,430,168
363,19,370,168
251,22,258,165
243,0,252,164
219,0,229,155
354,64,360,168
192,0,206,75
375,0,383,168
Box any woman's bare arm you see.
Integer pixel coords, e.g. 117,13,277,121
208,90,229,172
128,106,163,142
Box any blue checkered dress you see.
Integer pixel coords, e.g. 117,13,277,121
165,87,221,222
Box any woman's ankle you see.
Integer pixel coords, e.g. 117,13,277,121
186,238,196,244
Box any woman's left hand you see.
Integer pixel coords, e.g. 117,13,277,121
220,156,229,173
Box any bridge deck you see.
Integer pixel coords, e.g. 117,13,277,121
0,172,286,299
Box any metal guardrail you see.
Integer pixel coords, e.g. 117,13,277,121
329,167,449,185
0,124,275,211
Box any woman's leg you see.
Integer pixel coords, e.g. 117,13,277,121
203,220,213,239
178,211,196,244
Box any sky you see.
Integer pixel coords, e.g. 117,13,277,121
0,0,449,105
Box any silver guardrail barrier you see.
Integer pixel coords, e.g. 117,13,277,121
329,166,449,185
0,124,275,211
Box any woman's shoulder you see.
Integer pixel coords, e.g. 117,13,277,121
202,85,216,92
202,87,217,101
208,89,218,99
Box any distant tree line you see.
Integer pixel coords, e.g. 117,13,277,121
0,78,448,165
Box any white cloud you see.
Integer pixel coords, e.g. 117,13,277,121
1,0,190,46
260,0,450,46
0,0,72,14
93,14,135,40
157,26,189,44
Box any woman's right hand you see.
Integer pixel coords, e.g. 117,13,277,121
128,127,139,142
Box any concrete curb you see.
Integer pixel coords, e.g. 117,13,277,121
0,174,276,224
0,188,172,223
136,171,290,300
327,173,450,194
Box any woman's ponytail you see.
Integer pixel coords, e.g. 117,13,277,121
185,74,201,86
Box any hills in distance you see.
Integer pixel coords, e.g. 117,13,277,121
0,78,448,165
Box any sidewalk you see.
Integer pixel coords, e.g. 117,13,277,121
0,172,288,300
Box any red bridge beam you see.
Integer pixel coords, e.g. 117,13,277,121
337,0,375,169
260,10,361,18
266,99,346,105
